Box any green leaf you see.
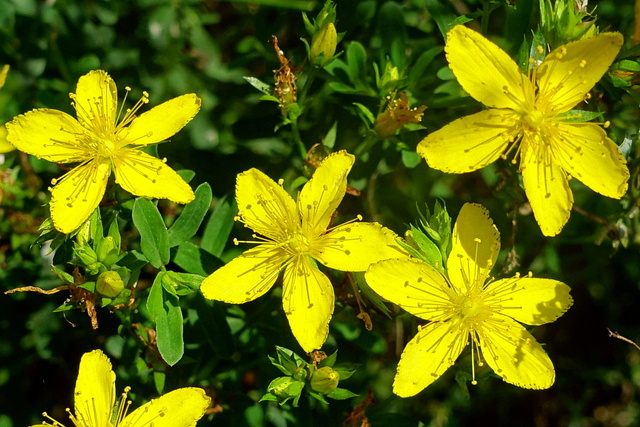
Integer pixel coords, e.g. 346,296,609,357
352,102,375,125
132,198,169,268
156,292,184,366
117,250,149,271
173,241,223,276
324,121,338,149
320,350,338,367
327,387,358,400
244,76,272,95
106,213,121,250
153,371,166,395
346,41,367,85
147,272,166,322
401,150,422,169
201,195,236,257
168,183,213,247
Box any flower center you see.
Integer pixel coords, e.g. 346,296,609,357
455,292,491,325
523,109,545,131
96,136,117,160
288,231,311,254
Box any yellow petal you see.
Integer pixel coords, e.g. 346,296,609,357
365,258,451,321
5,109,88,163
50,161,111,234
314,222,406,272
74,350,115,425
417,109,519,173
119,94,201,147
552,123,629,199
0,125,15,154
446,25,533,110
235,168,298,241
485,277,572,325
200,245,285,303
479,316,555,389
113,149,194,204
121,387,210,427
298,150,354,234
536,33,623,113
520,136,573,236
393,320,467,397
74,70,117,130
282,257,334,352
447,203,500,292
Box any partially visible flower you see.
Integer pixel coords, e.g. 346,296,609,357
0,64,14,154
418,25,629,236
201,150,406,352
365,203,573,397
6,69,199,234
31,349,210,427
310,23,338,67
374,92,426,138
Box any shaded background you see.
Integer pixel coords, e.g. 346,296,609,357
1,0,640,425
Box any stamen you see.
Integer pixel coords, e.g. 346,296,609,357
115,386,132,425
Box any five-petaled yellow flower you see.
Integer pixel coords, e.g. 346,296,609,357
418,25,629,236
31,349,210,427
6,69,199,234
365,203,573,397
201,150,405,353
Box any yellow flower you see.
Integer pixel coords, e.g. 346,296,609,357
201,150,405,352
417,25,629,236
374,92,426,138
0,64,15,154
6,69,199,234
31,349,210,427
365,203,573,397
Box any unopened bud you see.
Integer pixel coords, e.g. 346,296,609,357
310,23,337,67
310,366,339,394
96,271,124,298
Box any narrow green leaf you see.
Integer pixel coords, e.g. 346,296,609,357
168,183,213,248
156,292,184,366
147,272,165,322
324,121,338,149
244,76,273,95
132,198,169,268
201,195,235,257
327,388,359,400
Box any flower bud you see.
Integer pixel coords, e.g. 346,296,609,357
97,236,119,267
310,366,339,394
96,270,125,298
268,376,305,399
310,23,337,68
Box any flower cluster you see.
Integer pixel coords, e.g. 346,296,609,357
4,6,631,422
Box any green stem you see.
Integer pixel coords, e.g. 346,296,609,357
298,67,318,105
290,116,307,160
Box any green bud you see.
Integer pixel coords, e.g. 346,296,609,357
310,23,337,67
96,271,125,298
310,366,339,394
76,220,91,246
268,376,305,399
74,244,98,267
96,236,119,268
